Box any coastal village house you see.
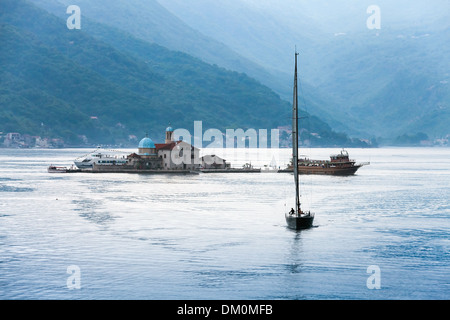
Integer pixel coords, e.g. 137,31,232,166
201,155,229,169
2,132,63,148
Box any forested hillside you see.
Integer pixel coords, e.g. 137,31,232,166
1,0,364,147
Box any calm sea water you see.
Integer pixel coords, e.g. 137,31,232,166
0,147,448,300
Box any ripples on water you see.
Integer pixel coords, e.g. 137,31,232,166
0,148,448,300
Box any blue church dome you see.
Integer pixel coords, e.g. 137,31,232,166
138,136,156,149
166,126,174,132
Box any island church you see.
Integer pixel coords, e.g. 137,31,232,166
125,126,228,171
125,126,198,170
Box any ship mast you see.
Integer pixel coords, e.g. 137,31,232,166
292,51,301,215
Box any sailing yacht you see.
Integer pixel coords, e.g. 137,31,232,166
285,51,315,230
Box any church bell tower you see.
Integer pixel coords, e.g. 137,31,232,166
165,125,174,144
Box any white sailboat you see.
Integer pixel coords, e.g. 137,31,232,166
261,155,278,173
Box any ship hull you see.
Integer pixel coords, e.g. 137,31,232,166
48,166,81,173
297,164,362,175
74,162,92,169
285,213,314,230
280,164,362,175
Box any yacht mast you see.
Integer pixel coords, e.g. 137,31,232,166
292,51,300,214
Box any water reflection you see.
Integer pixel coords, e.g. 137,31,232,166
0,183,34,193
72,199,115,226
285,230,305,274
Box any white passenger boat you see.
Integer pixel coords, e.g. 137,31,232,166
74,148,128,169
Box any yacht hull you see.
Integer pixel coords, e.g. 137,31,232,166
285,213,314,230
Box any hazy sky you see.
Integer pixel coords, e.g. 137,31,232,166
159,0,449,33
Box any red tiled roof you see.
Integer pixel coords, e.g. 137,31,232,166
155,141,179,151
127,153,141,158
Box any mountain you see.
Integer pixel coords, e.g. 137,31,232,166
1,0,362,147
32,0,354,135
33,0,282,98
156,0,450,141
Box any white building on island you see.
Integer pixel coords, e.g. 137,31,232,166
127,126,203,171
